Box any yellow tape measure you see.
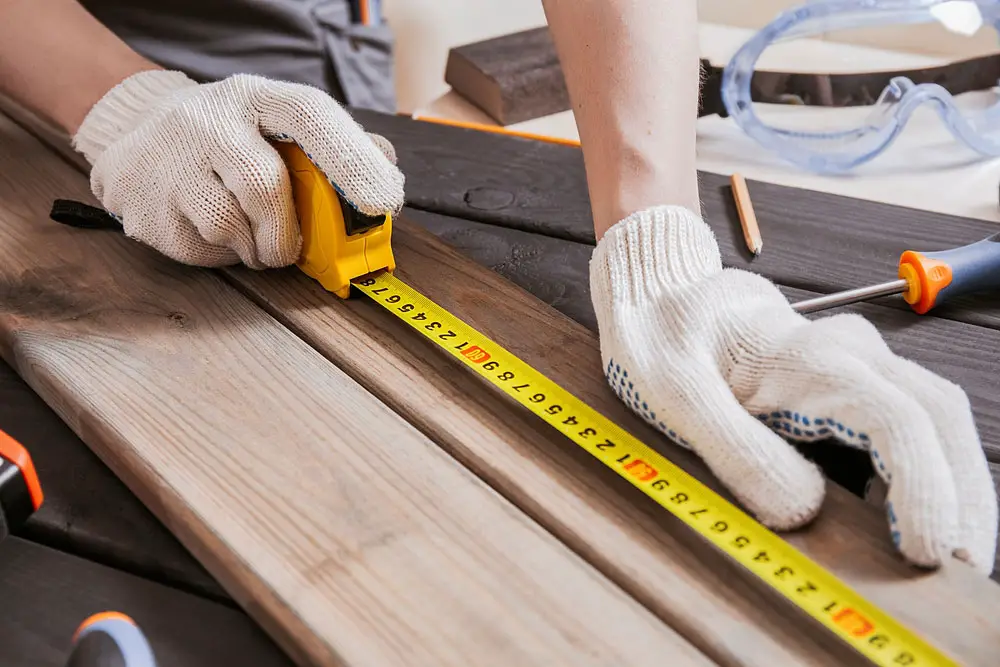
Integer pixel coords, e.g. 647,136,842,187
352,271,956,667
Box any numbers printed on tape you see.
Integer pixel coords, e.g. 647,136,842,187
353,272,955,667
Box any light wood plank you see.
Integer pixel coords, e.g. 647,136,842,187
0,114,713,666
226,212,1000,667
230,238,858,664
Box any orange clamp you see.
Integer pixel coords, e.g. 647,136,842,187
0,428,43,513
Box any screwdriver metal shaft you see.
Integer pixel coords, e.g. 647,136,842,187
791,278,909,314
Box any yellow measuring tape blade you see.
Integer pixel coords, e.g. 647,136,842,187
353,271,957,667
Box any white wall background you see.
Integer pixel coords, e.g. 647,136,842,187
382,0,548,113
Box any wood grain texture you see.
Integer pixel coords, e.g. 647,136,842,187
0,99,871,664
445,27,568,125
229,227,856,665
407,208,599,331
0,359,225,600
0,536,289,667
0,114,712,667
224,208,1000,665
352,110,1000,331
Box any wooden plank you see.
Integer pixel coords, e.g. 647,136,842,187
0,113,712,667
224,208,1000,665
406,208,600,332
352,110,1000,332
0,102,867,666
444,28,568,126
0,94,225,600
0,359,226,600
229,235,855,664
0,536,289,667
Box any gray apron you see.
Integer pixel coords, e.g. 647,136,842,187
79,0,397,113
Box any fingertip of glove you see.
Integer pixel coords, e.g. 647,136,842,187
950,546,988,576
353,168,406,218
950,525,999,577
367,132,398,165
752,470,826,532
742,436,828,531
908,538,996,577
893,515,957,573
706,429,827,533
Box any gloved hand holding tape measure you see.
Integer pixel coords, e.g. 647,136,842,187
72,69,404,269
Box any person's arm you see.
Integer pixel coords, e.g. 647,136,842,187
539,0,701,240
0,0,160,135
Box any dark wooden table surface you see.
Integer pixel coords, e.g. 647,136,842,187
4,110,1000,664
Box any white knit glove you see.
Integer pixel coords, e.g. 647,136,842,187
72,70,404,269
591,205,998,575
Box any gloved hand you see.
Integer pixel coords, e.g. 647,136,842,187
72,69,404,269
591,204,998,575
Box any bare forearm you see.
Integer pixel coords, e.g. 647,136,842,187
540,0,701,240
0,0,160,135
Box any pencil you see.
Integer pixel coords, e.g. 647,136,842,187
730,173,762,256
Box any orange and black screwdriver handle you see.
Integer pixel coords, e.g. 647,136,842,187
0,428,43,540
65,612,157,667
898,231,1000,314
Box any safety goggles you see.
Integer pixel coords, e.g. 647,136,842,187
698,0,1000,173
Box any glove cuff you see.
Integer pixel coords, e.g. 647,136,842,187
590,205,722,308
72,69,198,165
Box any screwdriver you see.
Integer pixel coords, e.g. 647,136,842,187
792,231,1000,314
